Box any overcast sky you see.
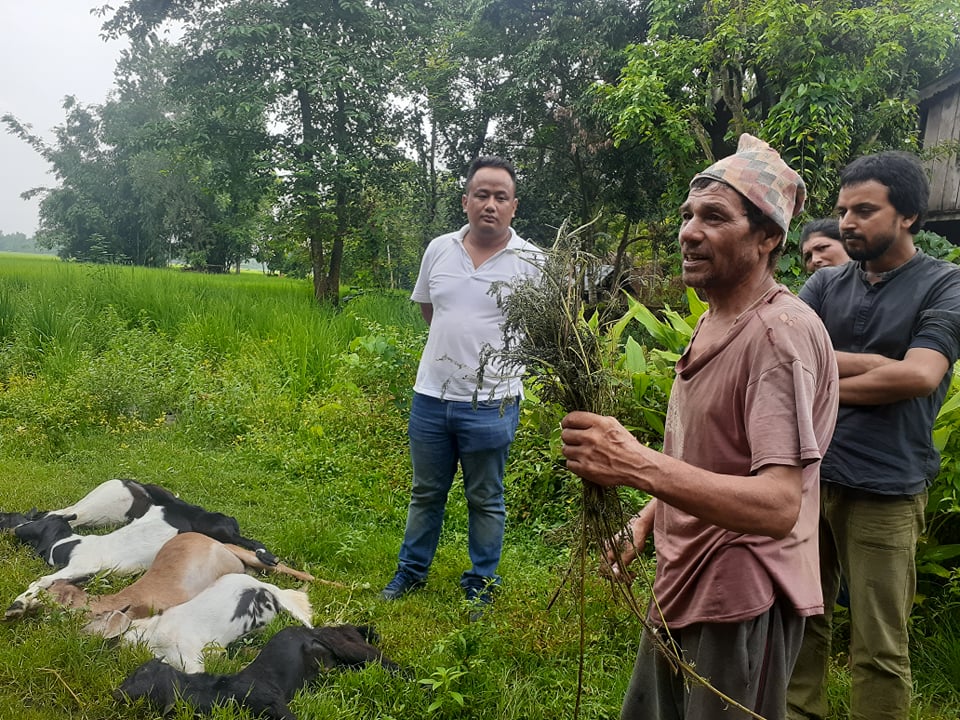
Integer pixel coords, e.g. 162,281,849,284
0,2,126,235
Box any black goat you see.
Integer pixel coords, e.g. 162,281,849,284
0,508,46,531
115,624,398,719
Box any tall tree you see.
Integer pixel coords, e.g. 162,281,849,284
3,97,156,264
394,0,656,255
153,37,278,271
3,37,276,269
107,0,423,302
475,0,652,226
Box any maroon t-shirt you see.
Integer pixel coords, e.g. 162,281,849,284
649,286,838,628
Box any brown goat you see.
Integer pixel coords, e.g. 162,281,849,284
45,533,314,635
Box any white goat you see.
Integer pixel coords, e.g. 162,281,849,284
112,573,314,673
43,532,313,632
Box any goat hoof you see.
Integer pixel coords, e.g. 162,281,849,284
256,548,279,566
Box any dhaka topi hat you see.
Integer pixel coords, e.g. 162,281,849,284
692,133,806,242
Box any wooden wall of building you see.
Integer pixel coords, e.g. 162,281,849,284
920,70,960,223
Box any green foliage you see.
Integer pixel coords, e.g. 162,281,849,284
419,665,468,715
912,572,960,708
334,292,427,406
0,258,345,450
626,287,703,355
0,283,15,343
169,0,424,301
340,324,424,406
764,79,854,204
916,230,960,263
8,0,958,304
0,232,50,254
922,372,960,603
600,0,960,218
2,36,276,272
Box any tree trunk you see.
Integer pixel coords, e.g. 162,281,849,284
573,147,593,230
316,86,354,306
310,228,326,302
295,82,333,304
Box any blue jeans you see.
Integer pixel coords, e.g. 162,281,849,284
396,392,520,589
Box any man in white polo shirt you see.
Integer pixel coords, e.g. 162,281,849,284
380,156,542,615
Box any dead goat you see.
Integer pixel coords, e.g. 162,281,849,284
111,572,313,673
43,532,313,632
42,477,156,528
3,478,277,563
6,483,299,619
0,508,46,531
1,478,163,531
115,624,398,719
6,507,179,618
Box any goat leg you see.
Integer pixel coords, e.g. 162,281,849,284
221,544,318,583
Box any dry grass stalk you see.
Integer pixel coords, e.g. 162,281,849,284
482,219,768,720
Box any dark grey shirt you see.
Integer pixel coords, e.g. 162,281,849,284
799,251,960,495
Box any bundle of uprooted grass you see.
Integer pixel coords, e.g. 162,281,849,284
480,219,643,714
483,218,634,562
482,219,769,720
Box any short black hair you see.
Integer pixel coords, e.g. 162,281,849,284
839,151,928,234
799,218,841,246
465,156,517,192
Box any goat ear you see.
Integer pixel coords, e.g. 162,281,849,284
86,609,133,638
308,637,337,669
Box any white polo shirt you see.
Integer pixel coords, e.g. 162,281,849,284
411,225,543,402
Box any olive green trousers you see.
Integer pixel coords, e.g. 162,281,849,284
786,484,926,720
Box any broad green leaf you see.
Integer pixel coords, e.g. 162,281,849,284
623,336,646,373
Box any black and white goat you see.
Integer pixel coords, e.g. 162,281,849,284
1,478,162,531
5,480,293,618
110,572,314,673
133,481,277,562
42,532,314,631
40,477,157,528
4,478,277,561
6,507,180,617
115,625,398,719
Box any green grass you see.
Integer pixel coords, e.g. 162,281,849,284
0,255,957,719
0,435,636,719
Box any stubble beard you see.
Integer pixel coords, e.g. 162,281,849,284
843,230,896,262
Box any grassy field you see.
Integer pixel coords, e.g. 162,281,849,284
0,255,956,719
